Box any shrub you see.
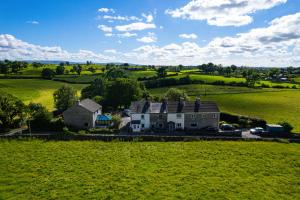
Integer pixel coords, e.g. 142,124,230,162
41,68,55,79
278,121,293,133
112,115,121,129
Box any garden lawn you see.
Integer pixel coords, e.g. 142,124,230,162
0,79,87,110
0,140,299,199
150,85,300,132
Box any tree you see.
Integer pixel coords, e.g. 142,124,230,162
243,70,259,87
88,67,96,73
105,78,142,109
28,103,52,130
81,78,107,99
165,88,189,101
278,121,293,133
104,67,128,80
53,84,78,112
0,92,26,131
157,67,167,78
55,65,65,75
32,62,43,68
41,68,56,79
73,65,82,75
0,61,9,74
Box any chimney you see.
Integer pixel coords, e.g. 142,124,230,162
195,97,201,112
177,97,185,112
143,97,151,113
161,97,168,113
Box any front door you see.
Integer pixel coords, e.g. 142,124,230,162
168,122,175,133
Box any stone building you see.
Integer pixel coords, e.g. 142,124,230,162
63,99,102,129
130,98,220,133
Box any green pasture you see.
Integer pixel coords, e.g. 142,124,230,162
0,140,299,199
0,79,87,110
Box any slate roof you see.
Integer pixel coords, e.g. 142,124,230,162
79,99,102,113
167,101,219,113
130,100,219,113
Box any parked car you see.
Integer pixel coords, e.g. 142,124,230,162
250,127,264,134
220,124,234,131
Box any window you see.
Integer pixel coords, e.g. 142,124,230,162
159,123,163,128
141,115,145,120
133,125,136,129
191,123,197,127
213,114,217,119
177,123,182,128
191,114,196,119
141,124,145,128
159,114,163,119
176,114,182,119
202,114,206,118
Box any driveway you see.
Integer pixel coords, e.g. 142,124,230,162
242,130,261,139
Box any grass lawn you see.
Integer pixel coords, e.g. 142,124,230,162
0,140,299,199
150,84,300,132
127,70,156,79
0,79,87,110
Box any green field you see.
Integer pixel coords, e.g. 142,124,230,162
150,84,300,132
0,140,299,199
0,79,87,110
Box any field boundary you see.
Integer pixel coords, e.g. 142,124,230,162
1,134,300,143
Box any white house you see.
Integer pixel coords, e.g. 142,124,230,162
130,100,151,132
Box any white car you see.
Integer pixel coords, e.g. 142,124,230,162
250,127,264,134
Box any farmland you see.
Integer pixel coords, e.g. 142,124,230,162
0,79,87,110
0,140,299,199
1,77,300,132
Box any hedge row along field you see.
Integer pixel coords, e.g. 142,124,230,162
0,140,299,199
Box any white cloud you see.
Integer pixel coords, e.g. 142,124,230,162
104,32,137,38
118,32,137,38
104,49,117,54
179,33,198,39
0,34,113,62
102,15,142,22
142,13,154,23
26,21,39,25
166,0,287,26
137,32,157,43
104,33,113,37
2,13,300,66
98,25,113,33
115,22,156,32
98,8,115,13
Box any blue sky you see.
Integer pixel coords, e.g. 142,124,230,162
0,0,300,66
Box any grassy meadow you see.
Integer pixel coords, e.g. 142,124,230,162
0,79,87,110
0,140,299,199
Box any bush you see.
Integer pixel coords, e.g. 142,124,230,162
112,115,121,129
278,121,293,133
41,68,55,79
220,112,266,128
